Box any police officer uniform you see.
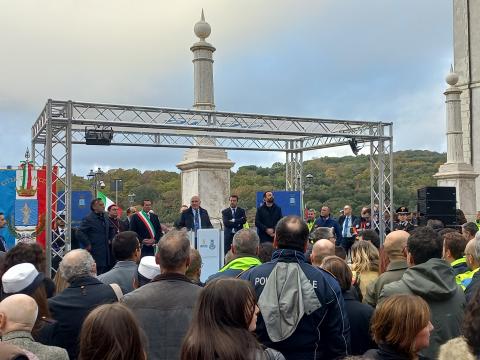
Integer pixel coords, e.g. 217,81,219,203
393,206,415,232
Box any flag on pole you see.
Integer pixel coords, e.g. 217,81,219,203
97,191,122,217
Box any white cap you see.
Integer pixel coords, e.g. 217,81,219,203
2,263,43,295
138,256,160,280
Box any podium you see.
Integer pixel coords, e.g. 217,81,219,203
188,229,224,283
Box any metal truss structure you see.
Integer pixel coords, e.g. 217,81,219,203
32,99,393,275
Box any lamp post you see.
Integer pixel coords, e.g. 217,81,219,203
86,167,104,197
128,192,136,206
111,179,123,205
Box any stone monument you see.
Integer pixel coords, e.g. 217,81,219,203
452,0,480,210
434,67,478,219
176,10,234,224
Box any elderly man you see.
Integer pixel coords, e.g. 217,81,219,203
207,229,262,282
241,216,350,359
0,294,68,360
464,232,480,302
462,222,478,242
338,205,359,252
48,249,118,359
456,236,480,292
176,196,213,234
364,230,409,307
123,230,202,360
310,239,335,267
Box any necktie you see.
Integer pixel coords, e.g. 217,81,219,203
232,208,236,218
194,210,200,231
343,217,350,237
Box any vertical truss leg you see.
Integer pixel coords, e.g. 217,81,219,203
285,141,303,214
370,125,393,245
46,101,72,277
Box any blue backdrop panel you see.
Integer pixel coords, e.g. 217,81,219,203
256,191,301,217
57,191,93,227
0,170,18,249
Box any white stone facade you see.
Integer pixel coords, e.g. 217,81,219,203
453,0,480,209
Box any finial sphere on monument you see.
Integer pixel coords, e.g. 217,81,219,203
194,9,211,40
446,69,459,86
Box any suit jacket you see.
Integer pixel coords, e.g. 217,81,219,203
129,212,163,242
222,207,247,237
78,211,115,267
338,215,360,238
48,275,118,359
255,203,283,243
97,260,138,294
176,207,213,231
2,331,68,360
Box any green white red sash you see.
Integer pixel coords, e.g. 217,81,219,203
137,210,156,239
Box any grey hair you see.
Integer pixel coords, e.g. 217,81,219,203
232,229,259,255
59,249,96,282
156,230,191,270
311,227,335,242
474,231,480,260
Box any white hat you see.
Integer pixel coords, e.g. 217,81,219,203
138,256,160,280
2,263,44,295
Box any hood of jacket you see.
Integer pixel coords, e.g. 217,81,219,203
401,258,459,301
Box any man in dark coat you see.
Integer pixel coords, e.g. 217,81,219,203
338,204,360,252
78,198,115,274
222,195,247,255
393,206,415,232
255,191,283,243
314,206,342,245
176,196,213,232
48,249,118,359
129,199,163,258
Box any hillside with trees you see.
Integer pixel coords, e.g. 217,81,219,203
71,150,446,224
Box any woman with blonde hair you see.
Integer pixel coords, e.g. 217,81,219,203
350,239,379,299
364,294,433,359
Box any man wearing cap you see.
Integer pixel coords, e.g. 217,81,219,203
0,294,68,360
129,199,163,258
135,256,160,287
393,206,414,232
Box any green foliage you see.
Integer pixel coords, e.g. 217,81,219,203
71,150,446,223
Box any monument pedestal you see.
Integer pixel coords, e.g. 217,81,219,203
177,149,234,226
434,162,478,220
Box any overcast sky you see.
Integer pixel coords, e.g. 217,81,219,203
0,0,453,176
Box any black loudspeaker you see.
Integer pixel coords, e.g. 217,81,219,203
417,186,457,226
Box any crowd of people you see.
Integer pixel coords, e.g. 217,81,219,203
1,191,480,360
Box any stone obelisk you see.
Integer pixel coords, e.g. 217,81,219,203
452,0,480,210
176,10,234,224
434,68,478,219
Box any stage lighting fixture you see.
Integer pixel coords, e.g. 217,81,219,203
85,126,114,145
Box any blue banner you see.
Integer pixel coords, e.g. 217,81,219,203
15,199,38,226
0,170,18,249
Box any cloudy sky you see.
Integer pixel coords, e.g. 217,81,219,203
0,0,453,176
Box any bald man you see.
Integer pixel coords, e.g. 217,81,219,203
310,239,335,267
176,195,213,233
0,294,68,360
364,230,409,307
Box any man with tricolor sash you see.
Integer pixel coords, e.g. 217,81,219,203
129,199,163,258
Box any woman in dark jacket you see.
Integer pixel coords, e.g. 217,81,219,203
364,294,433,360
321,256,375,355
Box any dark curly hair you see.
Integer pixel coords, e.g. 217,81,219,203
1,242,46,276
463,287,480,355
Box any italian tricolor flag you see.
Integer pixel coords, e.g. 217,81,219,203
97,191,123,216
